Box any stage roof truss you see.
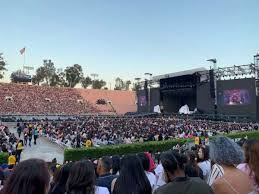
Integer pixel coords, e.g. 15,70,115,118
215,63,256,80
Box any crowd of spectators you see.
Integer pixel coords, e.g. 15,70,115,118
0,83,97,115
31,116,259,148
0,125,17,154
0,136,258,194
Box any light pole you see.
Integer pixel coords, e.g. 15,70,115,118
207,59,217,117
254,54,259,97
144,73,153,113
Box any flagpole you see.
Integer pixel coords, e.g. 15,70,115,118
23,48,25,72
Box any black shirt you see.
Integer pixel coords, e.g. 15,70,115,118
154,177,214,194
96,173,118,193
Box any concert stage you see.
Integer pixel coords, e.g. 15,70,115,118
137,64,259,121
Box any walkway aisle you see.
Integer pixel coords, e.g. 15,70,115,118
7,123,64,164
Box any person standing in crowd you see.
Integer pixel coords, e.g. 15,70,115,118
209,136,254,194
7,152,16,169
185,151,203,179
237,139,254,178
76,132,81,148
145,151,156,172
1,159,50,194
16,125,22,139
197,146,211,182
28,128,33,147
138,153,156,191
50,163,72,194
66,160,109,194
33,127,39,145
85,137,92,148
247,140,259,193
111,155,120,175
96,156,118,193
23,132,28,146
15,140,24,163
112,154,152,194
154,151,213,194
154,156,167,190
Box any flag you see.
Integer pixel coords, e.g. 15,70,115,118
20,47,25,55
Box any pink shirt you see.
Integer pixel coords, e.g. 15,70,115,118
145,152,155,172
237,163,251,176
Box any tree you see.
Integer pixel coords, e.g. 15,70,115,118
81,76,92,89
32,60,58,86
92,79,106,89
57,71,68,87
32,66,46,85
42,59,56,85
65,64,83,88
0,53,7,79
49,73,60,86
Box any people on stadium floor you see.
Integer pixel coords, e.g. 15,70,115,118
33,127,39,145
16,124,22,139
15,140,24,163
1,159,50,194
66,160,109,194
32,115,259,149
154,150,213,194
7,152,16,169
96,156,118,193
209,136,254,194
112,154,152,194
0,125,17,154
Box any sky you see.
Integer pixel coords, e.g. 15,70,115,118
1,0,259,86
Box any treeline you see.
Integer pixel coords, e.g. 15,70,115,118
11,59,107,89
3,55,137,90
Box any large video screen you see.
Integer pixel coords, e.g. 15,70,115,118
216,78,256,119
222,89,251,106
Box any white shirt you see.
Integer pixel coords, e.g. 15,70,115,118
207,164,224,186
154,164,166,189
95,186,109,194
145,171,156,189
198,160,211,182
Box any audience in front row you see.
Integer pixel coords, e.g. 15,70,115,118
66,160,109,194
197,146,211,182
247,140,259,194
1,159,50,194
209,137,254,194
154,150,213,194
96,156,118,193
112,155,152,194
0,136,259,194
